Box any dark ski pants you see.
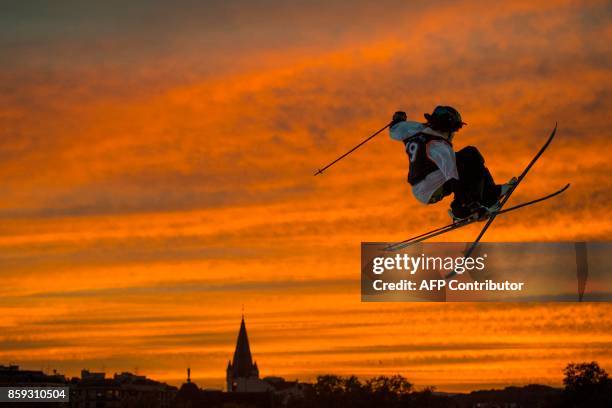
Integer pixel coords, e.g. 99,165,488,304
441,146,501,217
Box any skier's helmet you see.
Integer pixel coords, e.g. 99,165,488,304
424,106,466,132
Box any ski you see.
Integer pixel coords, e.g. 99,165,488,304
385,218,471,251
444,123,559,279
385,183,569,251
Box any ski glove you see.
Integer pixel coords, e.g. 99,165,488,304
390,111,407,127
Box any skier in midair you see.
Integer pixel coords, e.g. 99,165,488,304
389,106,516,220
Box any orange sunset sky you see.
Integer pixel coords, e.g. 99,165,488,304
1,0,611,392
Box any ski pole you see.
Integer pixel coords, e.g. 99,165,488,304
313,122,392,176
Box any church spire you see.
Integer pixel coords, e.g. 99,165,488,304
230,316,256,378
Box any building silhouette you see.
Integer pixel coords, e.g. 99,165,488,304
70,369,176,408
174,367,273,408
175,316,307,407
226,315,270,393
0,365,176,408
0,365,67,408
0,364,66,386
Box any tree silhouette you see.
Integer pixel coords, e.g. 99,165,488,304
364,374,412,407
563,361,612,408
306,375,365,408
283,364,612,408
301,374,414,408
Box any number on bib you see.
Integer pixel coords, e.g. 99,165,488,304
407,142,418,162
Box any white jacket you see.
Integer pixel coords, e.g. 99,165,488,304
390,121,459,204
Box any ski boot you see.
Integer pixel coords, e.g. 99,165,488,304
485,177,519,213
448,202,489,223
498,177,518,200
